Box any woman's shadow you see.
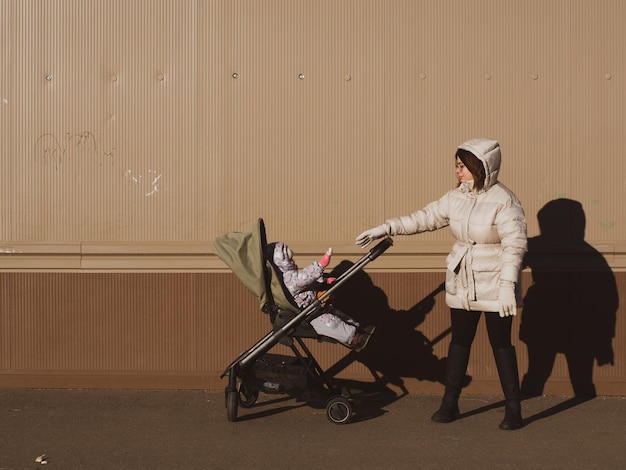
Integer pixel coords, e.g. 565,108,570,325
519,199,618,413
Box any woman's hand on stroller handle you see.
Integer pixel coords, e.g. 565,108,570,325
355,224,389,248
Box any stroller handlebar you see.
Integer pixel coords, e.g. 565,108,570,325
222,235,394,373
319,236,393,291
368,236,393,261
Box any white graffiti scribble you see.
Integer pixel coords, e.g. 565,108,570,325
126,169,163,197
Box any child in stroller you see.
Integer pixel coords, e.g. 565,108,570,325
269,241,375,351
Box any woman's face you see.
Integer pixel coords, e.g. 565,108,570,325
455,157,473,184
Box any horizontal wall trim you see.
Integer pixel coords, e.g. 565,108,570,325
3,241,626,272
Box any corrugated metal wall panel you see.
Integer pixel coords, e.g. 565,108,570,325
0,0,9,371
196,272,270,371
500,0,572,237
7,273,197,371
196,0,220,242
11,0,197,243
0,274,9,371
1,271,624,395
3,0,626,248
0,1,9,243
570,0,626,242
384,0,573,243
210,0,386,242
1,1,625,395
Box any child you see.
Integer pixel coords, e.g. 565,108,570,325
271,242,374,351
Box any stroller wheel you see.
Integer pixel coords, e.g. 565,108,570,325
238,381,259,408
325,396,352,424
226,388,238,422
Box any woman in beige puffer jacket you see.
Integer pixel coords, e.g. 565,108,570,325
356,138,527,430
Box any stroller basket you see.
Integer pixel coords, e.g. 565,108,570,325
214,218,392,424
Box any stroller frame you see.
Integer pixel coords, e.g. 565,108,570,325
215,219,392,424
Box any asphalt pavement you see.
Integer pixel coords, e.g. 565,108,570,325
1,385,625,470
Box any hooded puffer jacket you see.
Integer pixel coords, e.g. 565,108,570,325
384,138,527,312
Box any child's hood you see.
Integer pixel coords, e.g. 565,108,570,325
273,242,297,273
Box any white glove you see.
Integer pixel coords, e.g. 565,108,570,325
355,225,389,248
498,280,517,317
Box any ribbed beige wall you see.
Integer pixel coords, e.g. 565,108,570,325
7,0,197,242
3,0,625,251
203,0,387,242
570,0,626,242
7,273,197,371
385,0,573,243
1,1,625,394
2,271,624,395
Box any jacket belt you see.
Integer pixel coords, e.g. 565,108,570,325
447,241,479,308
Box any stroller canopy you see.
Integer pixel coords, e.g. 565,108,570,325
213,218,299,314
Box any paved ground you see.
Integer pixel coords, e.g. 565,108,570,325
1,385,625,470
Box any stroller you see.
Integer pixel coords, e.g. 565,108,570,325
214,219,392,424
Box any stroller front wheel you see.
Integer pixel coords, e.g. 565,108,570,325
325,396,352,424
226,388,238,422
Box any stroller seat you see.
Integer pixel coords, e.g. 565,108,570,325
272,309,317,338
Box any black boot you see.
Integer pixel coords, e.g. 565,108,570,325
431,343,471,423
494,347,523,430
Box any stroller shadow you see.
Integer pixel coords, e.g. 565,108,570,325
234,383,400,424
234,395,310,422
322,261,454,422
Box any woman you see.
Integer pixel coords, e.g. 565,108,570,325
356,138,527,430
